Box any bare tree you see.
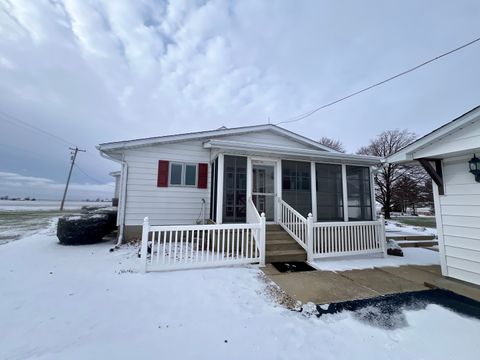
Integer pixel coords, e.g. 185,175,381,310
319,137,346,153
357,129,418,219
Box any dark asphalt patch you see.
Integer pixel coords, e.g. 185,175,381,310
271,262,316,273
312,289,480,329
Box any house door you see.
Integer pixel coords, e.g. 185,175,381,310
252,163,276,222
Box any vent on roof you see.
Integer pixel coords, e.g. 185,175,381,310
217,126,228,130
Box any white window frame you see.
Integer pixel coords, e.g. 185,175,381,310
169,162,198,187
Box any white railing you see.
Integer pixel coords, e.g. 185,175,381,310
311,217,386,259
247,198,266,266
277,198,309,250
140,214,265,272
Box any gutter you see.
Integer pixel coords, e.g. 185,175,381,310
99,150,128,249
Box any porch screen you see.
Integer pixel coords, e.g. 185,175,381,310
346,166,372,221
223,155,247,223
315,163,343,221
282,160,311,217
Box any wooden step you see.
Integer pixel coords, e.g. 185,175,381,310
266,249,307,263
266,224,282,231
266,231,294,240
266,240,303,251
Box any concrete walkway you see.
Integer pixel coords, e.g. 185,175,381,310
263,264,442,304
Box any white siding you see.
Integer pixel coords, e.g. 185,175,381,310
439,155,480,285
412,121,480,158
124,140,211,226
120,129,326,226
222,130,322,150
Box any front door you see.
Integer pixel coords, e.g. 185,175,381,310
252,163,275,222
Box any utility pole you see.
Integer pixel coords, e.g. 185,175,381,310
60,146,86,211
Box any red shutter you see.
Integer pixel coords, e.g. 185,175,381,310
198,163,208,189
157,160,169,187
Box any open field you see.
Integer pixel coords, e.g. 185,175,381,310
391,216,436,229
0,200,112,244
0,210,77,244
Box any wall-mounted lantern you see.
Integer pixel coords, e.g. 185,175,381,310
469,154,480,183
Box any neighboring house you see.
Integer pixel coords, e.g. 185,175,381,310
110,171,121,206
98,124,385,270
388,105,480,286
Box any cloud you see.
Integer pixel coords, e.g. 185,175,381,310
0,171,114,200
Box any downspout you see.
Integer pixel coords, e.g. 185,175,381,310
99,150,128,248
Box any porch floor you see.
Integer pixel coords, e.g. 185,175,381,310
263,264,443,304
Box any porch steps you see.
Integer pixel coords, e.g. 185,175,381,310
265,225,307,263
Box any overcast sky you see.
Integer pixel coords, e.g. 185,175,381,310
1,0,479,200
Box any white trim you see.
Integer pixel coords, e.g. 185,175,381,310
341,164,349,221
432,178,448,276
310,161,317,222
276,159,282,222
387,106,480,163
251,159,277,223
370,166,377,220
98,124,334,152
216,154,224,224
168,162,198,187
204,139,380,165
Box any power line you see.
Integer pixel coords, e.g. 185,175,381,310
276,35,480,125
0,110,76,147
74,163,115,187
0,110,106,162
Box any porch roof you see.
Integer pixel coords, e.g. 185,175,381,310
203,139,380,165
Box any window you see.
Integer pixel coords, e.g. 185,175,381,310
346,166,372,221
169,163,197,186
316,163,343,221
185,164,197,186
282,160,311,217
223,155,247,223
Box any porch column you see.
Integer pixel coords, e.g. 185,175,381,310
246,157,252,219
216,153,224,224
275,159,282,222
341,164,349,221
310,161,317,222
370,166,377,220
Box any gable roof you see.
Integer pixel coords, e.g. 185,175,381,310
97,124,336,153
387,105,480,163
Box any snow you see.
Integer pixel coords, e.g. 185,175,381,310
312,248,440,271
0,200,111,211
1,222,479,359
386,220,437,237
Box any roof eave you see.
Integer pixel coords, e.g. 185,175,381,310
204,140,380,165
97,124,333,153
387,105,480,163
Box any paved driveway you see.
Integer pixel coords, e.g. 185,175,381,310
263,264,442,304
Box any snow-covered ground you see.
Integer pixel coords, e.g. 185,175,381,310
1,222,479,360
312,248,439,272
0,200,111,211
386,220,437,237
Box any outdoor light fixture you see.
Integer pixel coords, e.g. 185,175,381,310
468,154,480,183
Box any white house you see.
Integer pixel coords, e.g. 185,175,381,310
388,105,480,286
98,124,386,271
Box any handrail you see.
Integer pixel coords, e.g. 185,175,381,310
277,197,308,250
247,197,262,223
149,223,261,232
278,197,307,222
